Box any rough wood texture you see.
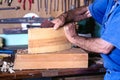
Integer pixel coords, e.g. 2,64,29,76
13,48,88,70
28,28,72,53
0,37,3,47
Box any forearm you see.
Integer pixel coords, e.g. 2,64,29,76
71,36,113,54
72,37,102,53
58,6,91,23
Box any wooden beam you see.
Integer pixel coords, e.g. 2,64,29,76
14,48,88,70
28,28,72,53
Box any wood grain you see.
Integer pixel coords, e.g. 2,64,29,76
14,48,88,70
28,28,72,53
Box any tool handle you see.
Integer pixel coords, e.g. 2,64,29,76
23,0,26,10
8,0,13,6
18,0,22,3
0,6,20,10
0,49,15,54
0,17,49,24
0,0,2,4
29,0,32,10
32,0,34,3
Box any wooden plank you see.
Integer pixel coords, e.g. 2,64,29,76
14,48,88,70
28,28,72,53
0,37,3,48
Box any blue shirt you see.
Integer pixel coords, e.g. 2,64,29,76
89,0,120,71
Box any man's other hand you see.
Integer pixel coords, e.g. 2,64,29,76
64,23,78,44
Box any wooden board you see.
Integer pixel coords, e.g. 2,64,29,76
13,48,88,70
28,28,72,53
0,37,3,47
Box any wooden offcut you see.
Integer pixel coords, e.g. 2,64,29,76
0,37,3,48
28,28,72,53
13,48,88,70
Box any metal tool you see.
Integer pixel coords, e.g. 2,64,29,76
49,0,52,14
7,0,13,6
18,0,34,10
44,0,48,14
0,49,15,55
71,0,75,9
64,0,67,12
40,0,42,8
56,0,59,11
0,6,20,10
68,0,70,10
0,49,16,67
3,28,28,34
0,38,15,57
37,0,40,11
54,0,56,11
75,0,78,8
0,17,51,24
74,0,77,8
0,0,3,5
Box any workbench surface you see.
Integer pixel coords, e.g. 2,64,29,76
0,47,105,80
0,64,105,80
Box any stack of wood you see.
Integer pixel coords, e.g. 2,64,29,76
13,28,88,70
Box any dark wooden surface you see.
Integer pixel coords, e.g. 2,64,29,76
0,64,106,80
0,47,105,80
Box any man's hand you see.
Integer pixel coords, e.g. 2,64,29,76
52,6,91,30
63,23,114,54
51,15,65,30
63,23,78,44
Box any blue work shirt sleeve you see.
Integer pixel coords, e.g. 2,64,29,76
101,12,120,49
88,0,108,24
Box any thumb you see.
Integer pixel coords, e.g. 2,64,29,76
53,24,60,30
51,18,64,30
51,20,60,30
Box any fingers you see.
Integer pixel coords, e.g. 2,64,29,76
51,18,64,30
64,23,76,30
63,23,77,43
64,23,77,36
51,19,58,29
53,24,60,30
85,8,92,17
64,23,73,30
52,14,66,30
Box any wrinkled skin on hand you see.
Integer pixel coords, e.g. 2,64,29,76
40,20,55,28
64,23,78,44
52,6,89,29
51,14,65,30
65,6,89,22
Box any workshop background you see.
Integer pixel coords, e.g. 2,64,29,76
0,0,104,80
0,0,94,33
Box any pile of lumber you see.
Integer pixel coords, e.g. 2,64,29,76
14,28,88,70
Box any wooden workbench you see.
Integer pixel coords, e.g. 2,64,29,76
0,62,105,80
0,47,105,80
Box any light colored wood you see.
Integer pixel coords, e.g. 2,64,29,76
28,28,72,53
14,48,88,70
80,0,85,6
0,37,3,47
